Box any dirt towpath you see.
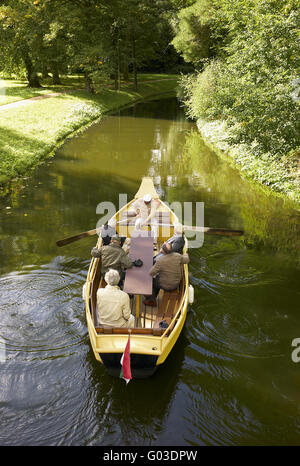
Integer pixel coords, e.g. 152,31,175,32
0,90,82,112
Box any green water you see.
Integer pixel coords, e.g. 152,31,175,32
0,97,299,446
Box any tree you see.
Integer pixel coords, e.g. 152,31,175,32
177,0,300,157
0,0,44,86
100,0,175,90
0,0,182,92
171,0,221,68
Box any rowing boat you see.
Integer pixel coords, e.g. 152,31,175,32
83,177,192,378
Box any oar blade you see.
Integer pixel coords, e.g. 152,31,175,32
205,228,244,236
56,229,97,247
183,225,244,236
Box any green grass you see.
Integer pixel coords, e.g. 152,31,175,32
0,74,178,191
0,73,178,106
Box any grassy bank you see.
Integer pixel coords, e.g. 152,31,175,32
197,119,300,205
0,74,178,194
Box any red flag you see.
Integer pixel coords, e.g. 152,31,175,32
120,334,132,384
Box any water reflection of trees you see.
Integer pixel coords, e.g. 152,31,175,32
1,98,299,273
149,129,300,264
0,165,137,274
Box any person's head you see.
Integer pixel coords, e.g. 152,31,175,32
161,242,172,254
143,193,152,205
111,234,121,246
101,223,116,245
174,223,183,235
105,269,120,286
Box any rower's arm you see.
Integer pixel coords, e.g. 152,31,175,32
149,261,160,277
143,199,160,224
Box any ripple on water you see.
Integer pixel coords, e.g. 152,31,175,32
200,310,283,359
188,246,289,359
0,257,88,361
0,258,99,445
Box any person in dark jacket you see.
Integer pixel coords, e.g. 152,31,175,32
153,223,185,263
144,242,189,306
91,234,133,287
100,220,126,247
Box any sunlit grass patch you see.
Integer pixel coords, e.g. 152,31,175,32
0,75,178,188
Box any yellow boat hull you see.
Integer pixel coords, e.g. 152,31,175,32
84,177,190,377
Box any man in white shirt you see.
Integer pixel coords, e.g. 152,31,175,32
97,269,135,328
129,193,159,239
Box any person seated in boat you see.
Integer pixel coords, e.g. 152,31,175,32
144,242,190,306
91,234,133,287
153,223,185,263
128,193,160,240
100,221,116,246
101,219,126,247
168,223,185,253
97,269,135,328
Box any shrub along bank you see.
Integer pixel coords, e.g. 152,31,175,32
173,0,300,204
196,118,300,204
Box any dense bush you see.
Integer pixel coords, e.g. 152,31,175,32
176,0,300,159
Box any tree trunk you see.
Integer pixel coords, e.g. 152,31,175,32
117,55,121,92
22,49,41,88
117,32,121,91
123,63,129,82
42,65,51,79
114,73,118,91
132,38,138,91
84,70,94,93
52,64,62,85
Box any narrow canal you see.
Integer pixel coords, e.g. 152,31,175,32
0,97,299,446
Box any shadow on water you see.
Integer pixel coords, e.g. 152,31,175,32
86,333,190,446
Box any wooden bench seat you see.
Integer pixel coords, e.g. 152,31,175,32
153,289,180,329
121,210,170,225
95,327,164,336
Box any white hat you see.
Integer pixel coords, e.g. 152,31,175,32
143,193,152,202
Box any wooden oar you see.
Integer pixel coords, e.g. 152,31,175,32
159,224,244,236
56,219,244,247
55,217,138,247
184,225,244,236
56,228,98,247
